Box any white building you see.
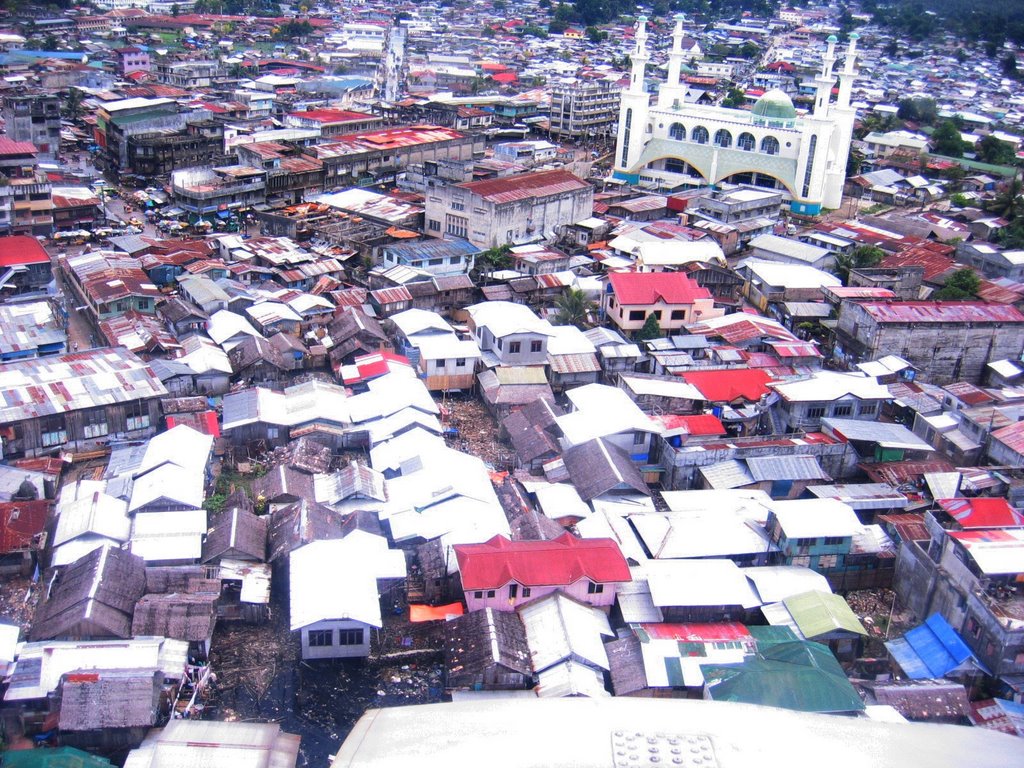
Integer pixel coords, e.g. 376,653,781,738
614,15,859,215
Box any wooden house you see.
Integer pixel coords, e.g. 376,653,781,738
57,668,163,751
30,546,147,641
444,608,533,692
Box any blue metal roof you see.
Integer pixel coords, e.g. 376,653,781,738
383,238,479,260
885,613,989,679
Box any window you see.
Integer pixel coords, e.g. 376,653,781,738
652,310,662,320
738,132,755,151
435,359,446,369
474,591,484,599
714,128,732,148
486,590,496,598
126,401,150,432
587,582,604,594
691,126,709,144
671,309,685,320
795,537,815,548
791,555,810,567
308,629,333,647
508,341,521,354
451,201,465,211
509,584,518,599
621,108,632,167
817,554,838,568
628,310,645,321
522,587,531,598
832,404,853,417
668,122,685,140
859,403,877,416
801,134,817,198
40,414,67,448
445,214,467,239
530,340,542,353
633,431,645,445
338,628,364,645
428,258,444,266
806,406,826,419
824,536,845,546
82,409,109,439
456,358,466,367
428,219,441,231
760,136,780,155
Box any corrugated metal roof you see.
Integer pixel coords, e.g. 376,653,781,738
860,301,1024,324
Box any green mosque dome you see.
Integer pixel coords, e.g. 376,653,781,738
751,89,797,121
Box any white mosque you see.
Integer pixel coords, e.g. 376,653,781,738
613,15,859,216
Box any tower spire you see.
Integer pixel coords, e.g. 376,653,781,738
628,15,650,94
836,32,859,110
666,14,687,89
812,34,839,117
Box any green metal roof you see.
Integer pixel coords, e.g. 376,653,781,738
701,641,866,714
751,89,797,121
783,590,868,639
747,624,799,648
3,747,115,768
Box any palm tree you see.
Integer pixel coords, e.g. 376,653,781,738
986,171,1023,221
64,88,83,121
554,288,597,329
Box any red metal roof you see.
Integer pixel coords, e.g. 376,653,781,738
992,420,1024,454
0,235,50,267
0,500,49,554
858,301,1024,324
457,168,590,204
653,414,726,436
165,411,220,438
937,498,1024,529
640,622,752,642
680,368,774,403
454,533,630,590
0,137,37,157
608,271,712,305
288,109,375,124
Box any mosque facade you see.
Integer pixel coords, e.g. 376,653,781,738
613,15,860,215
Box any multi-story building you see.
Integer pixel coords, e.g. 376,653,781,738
170,165,267,216
615,16,859,215
127,121,226,180
687,186,782,254
95,97,185,176
0,137,50,236
424,168,593,250
113,46,150,75
284,109,382,138
769,371,891,434
833,301,1024,385
0,235,53,296
549,80,621,141
236,141,324,206
955,241,1024,282
604,271,723,336
304,125,482,189
153,59,221,89
1,94,62,162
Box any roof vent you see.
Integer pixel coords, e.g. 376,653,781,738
611,731,719,767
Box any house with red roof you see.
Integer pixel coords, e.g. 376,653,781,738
284,109,382,137
605,271,723,336
937,498,1024,530
453,533,630,612
0,235,53,296
0,499,49,576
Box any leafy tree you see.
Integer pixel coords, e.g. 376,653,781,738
986,173,1023,220
548,20,569,34
539,0,552,7
896,97,937,125
554,288,598,328
64,88,84,120
997,217,1024,248
833,245,885,284
955,48,968,63
846,147,865,177
473,245,512,277
976,135,1017,166
931,120,968,157
521,25,548,38
585,25,607,43
738,41,760,59
721,87,745,109
932,268,980,300
637,313,662,341
1002,53,1020,78
171,4,180,16
949,192,972,208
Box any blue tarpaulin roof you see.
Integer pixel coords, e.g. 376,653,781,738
885,613,988,679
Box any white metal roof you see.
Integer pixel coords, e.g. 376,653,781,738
645,559,762,609
770,371,890,403
536,660,610,698
518,592,613,674
769,499,863,539
630,512,776,560
743,565,832,604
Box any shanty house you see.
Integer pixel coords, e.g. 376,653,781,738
444,607,533,692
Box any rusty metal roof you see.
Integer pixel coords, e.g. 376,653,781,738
457,169,590,204
859,301,1024,324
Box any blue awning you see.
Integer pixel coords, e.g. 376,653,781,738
217,210,232,219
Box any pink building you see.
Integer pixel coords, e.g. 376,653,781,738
114,46,150,75
454,534,631,612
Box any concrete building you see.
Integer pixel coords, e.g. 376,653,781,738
424,169,593,249
687,186,782,255
614,16,859,214
2,94,62,162
95,98,185,176
833,301,1024,385
955,241,1024,282
770,372,891,434
549,80,621,141
604,271,723,336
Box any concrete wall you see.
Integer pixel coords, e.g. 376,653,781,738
300,618,371,659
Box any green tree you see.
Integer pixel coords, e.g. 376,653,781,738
986,173,1023,220
721,87,745,108
833,245,885,284
637,313,662,341
585,25,607,43
931,120,968,157
949,192,972,208
932,268,981,300
976,134,1017,166
171,3,180,16
473,245,512,277
548,20,569,34
554,288,598,329
64,88,84,120
897,97,936,125
1002,53,1019,79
